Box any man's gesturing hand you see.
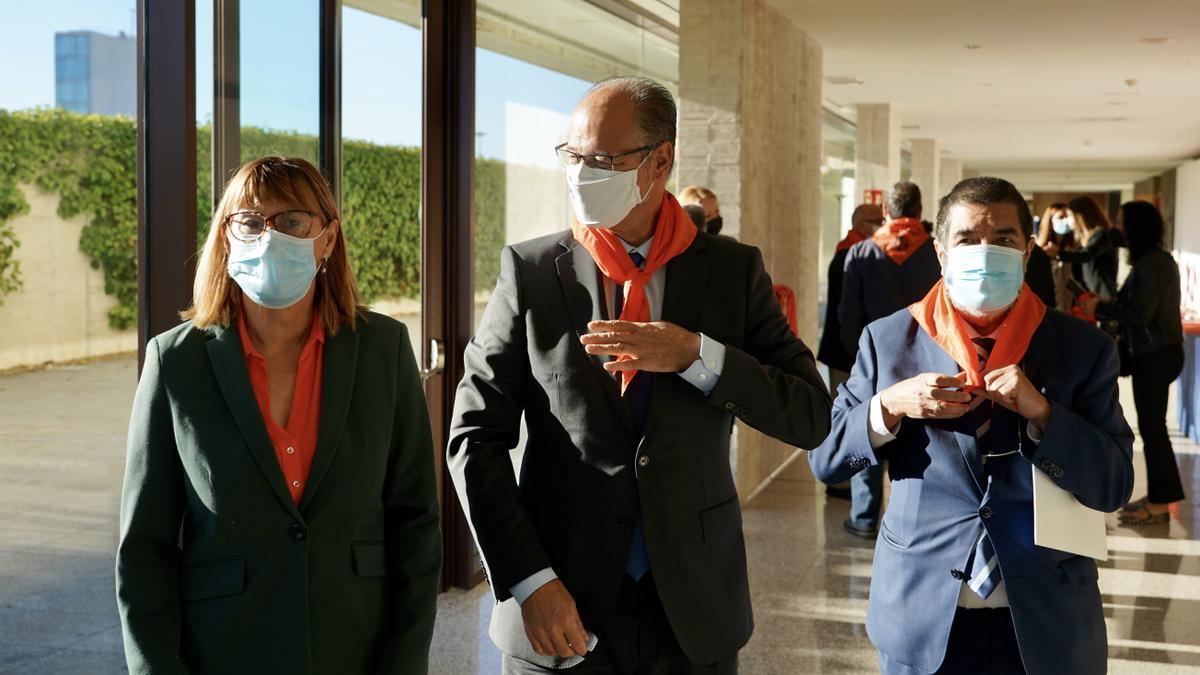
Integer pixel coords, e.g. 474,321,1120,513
521,580,589,658
982,364,1052,430
878,373,972,428
582,320,701,374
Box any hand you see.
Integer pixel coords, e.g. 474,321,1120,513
1042,242,1060,258
581,320,702,374
982,365,1052,429
878,373,972,428
1079,295,1100,316
520,580,589,658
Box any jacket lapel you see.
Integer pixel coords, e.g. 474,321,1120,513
206,324,303,521
556,235,636,437
299,325,360,511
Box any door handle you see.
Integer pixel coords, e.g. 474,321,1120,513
420,339,445,380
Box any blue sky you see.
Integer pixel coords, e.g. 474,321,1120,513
1,1,592,159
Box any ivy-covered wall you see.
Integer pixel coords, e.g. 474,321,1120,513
0,109,506,329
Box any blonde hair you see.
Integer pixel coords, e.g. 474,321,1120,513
679,185,716,205
182,156,365,334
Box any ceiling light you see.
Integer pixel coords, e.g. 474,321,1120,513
825,75,863,85
1138,36,1172,45
981,83,992,87
965,44,982,50
902,124,921,130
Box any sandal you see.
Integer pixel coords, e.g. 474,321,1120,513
1121,496,1149,513
1119,506,1170,526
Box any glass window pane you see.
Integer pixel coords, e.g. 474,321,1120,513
341,1,423,362
239,0,319,165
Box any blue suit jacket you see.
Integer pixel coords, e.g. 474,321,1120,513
838,237,941,356
810,307,1134,674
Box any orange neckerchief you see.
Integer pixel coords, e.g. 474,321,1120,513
571,192,697,394
871,217,929,265
836,229,866,252
908,279,1047,389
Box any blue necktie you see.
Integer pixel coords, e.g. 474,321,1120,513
964,337,1003,599
620,250,652,580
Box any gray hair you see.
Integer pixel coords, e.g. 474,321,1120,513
587,76,677,147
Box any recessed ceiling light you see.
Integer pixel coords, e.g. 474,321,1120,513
1107,101,1127,106
902,124,921,130
965,44,982,50
981,83,992,87
825,75,863,85
1138,36,1172,45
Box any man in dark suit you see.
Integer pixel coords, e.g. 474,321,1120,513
447,76,832,673
810,176,1134,674
818,203,884,396
838,182,942,538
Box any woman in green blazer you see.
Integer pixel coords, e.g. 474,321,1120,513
116,156,441,674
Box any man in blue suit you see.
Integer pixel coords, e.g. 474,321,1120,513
810,176,1134,674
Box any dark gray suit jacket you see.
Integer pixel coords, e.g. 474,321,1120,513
447,229,831,667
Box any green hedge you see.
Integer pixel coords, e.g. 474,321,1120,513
0,108,506,329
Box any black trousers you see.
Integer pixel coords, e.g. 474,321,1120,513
934,607,1025,674
502,574,737,675
1130,344,1186,504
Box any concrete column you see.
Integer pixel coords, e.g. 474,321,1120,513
939,158,964,203
909,139,940,216
855,103,900,196
679,0,823,499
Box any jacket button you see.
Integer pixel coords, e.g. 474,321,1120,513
951,569,966,580
724,401,736,411
1055,469,1064,478
980,506,993,519
638,455,650,468
619,518,634,533
287,523,307,541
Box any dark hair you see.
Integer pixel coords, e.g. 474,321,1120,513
887,181,922,219
682,203,707,229
1120,200,1165,259
588,76,677,147
936,176,1033,243
1066,196,1110,234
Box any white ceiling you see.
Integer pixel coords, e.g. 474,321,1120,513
765,0,1200,189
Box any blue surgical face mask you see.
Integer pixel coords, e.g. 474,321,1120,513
943,244,1026,315
1051,215,1073,236
227,228,325,309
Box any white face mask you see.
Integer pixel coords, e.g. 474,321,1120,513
564,153,652,229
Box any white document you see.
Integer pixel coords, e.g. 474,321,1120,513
1032,466,1108,561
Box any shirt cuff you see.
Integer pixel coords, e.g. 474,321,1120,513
510,568,557,605
1027,420,1044,444
868,394,900,449
678,333,725,396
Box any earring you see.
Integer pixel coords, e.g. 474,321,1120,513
321,255,329,273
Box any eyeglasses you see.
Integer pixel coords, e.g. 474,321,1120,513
554,142,661,171
226,209,320,242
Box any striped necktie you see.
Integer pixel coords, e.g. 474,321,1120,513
618,249,651,581
964,336,1003,599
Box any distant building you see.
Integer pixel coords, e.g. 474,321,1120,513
55,31,135,117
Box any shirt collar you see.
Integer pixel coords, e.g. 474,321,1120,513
617,236,654,261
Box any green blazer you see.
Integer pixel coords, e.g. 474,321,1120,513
116,311,441,674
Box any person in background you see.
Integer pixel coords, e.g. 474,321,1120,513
837,181,942,538
1036,203,1079,310
116,157,441,673
1081,201,1184,526
817,203,884,499
1025,239,1057,308
1044,196,1121,300
448,76,831,674
682,203,707,230
811,176,1133,675
679,184,728,237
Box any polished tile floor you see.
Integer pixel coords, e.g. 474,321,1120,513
0,358,1197,673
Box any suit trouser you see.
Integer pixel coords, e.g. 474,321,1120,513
1130,345,1186,504
502,574,737,675
879,607,1024,675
